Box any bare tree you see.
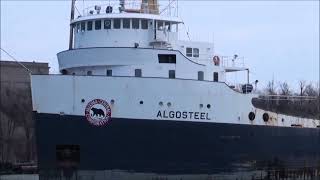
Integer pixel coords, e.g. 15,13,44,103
305,82,317,97
279,81,291,95
298,80,306,96
265,78,277,95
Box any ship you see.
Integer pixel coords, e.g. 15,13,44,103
30,0,320,179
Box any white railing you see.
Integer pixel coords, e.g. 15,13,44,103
220,56,245,68
78,1,178,18
258,94,319,101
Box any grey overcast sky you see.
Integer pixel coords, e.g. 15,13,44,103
1,1,319,90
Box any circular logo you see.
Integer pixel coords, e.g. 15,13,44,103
85,99,111,126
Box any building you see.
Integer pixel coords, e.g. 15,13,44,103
0,60,49,164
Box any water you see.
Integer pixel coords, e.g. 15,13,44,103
0,174,38,180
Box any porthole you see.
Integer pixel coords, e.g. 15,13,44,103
207,104,211,109
139,101,143,105
159,102,163,106
110,99,115,104
199,104,203,108
167,102,172,107
81,99,85,103
248,112,255,121
263,113,269,122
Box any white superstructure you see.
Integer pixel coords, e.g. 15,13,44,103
31,0,319,129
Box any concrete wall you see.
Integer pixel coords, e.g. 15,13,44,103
0,60,49,164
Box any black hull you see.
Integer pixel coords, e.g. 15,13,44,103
35,113,320,179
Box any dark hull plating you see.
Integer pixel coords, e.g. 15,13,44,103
36,113,320,178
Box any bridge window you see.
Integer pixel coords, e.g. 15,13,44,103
114,19,120,29
198,71,204,81
104,19,111,29
95,20,101,30
186,47,192,57
132,19,139,29
123,19,130,29
193,48,199,57
157,21,164,30
87,21,93,31
141,19,148,29
213,72,219,82
81,22,85,32
76,23,80,33
87,71,92,76
158,54,176,64
106,70,112,76
165,22,171,31
169,70,175,79
135,69,142,77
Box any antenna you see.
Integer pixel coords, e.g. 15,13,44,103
212,32,215,55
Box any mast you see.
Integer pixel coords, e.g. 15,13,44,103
69,0,76,50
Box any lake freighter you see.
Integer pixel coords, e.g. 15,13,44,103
31,0,320,179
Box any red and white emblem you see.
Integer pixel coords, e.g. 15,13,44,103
85,99,111,126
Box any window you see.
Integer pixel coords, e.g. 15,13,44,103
113,19,120,29
165,22,171,31
169,70,175,79
95,20,101,30
106,70,112,76
87,71,92,75
123,19,130,29
213,72,219,82
193,48,199,57
157,21,164,30
186,48,192,57
104,19,111,29
158,54,176,64
87,21,93,31
81,22,85,32
76,23,80,33
141,19,148,29
198,71,204,81
135,69,142,77
132,19,139,29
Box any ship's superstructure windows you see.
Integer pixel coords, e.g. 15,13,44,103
123,19,130,29
158,54,176,64
193,48,199,57
76,24,80,33
157,21,164,30
95,20,101,30
135,69,142,77
81,22,85,32
186,48,192,57
213,72,219,82
114,19,121,29
141,20,148,29
169,70,175,79
165,22,171,31
106,70,112,76
104,19,111,29
198,71,204,81
87,71,92,76
87,21,93,31
132,19,139,29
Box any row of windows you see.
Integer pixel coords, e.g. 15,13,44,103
86,69,218,81
76,19,149,33
186,47,199,58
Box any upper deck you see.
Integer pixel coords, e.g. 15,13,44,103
72,0,181,24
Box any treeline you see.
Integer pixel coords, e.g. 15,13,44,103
253,80,320,119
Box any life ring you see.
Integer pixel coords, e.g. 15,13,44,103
213,56,220,66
